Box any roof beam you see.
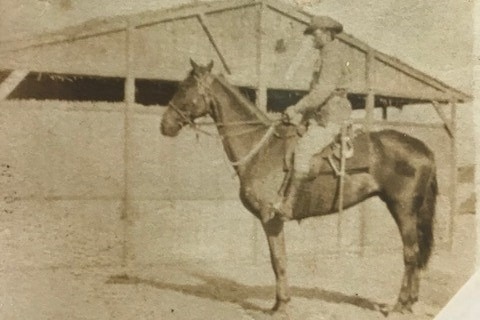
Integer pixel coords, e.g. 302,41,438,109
197,13,232,74
0,22,127,54
375,55,450,97
133,0,260,28
432,101,454,138
0,0,260,53
338,33,471,102
0,0,470,102
263,0,311,23
351,119,445,130
372,89,449,103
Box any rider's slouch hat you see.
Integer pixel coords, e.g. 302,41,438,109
304,16,343,35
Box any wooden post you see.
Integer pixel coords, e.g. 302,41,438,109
252,215,259,265
0,70,29,100
448,100,457,250
250,2,268,264
475,82,480,269
365,50,375,130
255,2,268,112
382,105,388,120
122,21,135,267
125,24,136,108
337,125,348,250
356,50,376,256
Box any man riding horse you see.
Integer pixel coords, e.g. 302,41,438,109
161,19,437,311
275,15,353,220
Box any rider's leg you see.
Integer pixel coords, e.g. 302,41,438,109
276,122,327,220
275,170,309,221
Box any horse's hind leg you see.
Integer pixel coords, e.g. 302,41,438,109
387,200,420,313
262,216,290,314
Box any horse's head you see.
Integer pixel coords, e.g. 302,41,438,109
161,59,215,137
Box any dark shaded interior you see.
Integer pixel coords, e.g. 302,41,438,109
5,71,258,106
3,71,420,112
135,78,257,107
9,72,125,102
135,78,177,106
266,89,369,112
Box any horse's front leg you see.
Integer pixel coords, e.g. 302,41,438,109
262,215,290,314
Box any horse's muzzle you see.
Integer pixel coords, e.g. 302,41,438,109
160,117,183,137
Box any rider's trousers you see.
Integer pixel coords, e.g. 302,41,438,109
294,121,341,174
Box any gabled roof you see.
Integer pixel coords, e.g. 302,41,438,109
0,0,273,52
0,0,471,103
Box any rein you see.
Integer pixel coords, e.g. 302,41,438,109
229,124,277,167
168,101,268,139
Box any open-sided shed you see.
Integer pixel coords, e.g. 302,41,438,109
0,0,472,250
0,0,470,105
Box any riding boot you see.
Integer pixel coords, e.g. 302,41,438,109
275,172,308,221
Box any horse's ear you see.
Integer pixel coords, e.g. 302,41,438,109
190,58,199,72
206,60,214,72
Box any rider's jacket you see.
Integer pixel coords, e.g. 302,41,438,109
292,39,352,126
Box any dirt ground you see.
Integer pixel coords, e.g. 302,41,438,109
0,214,475,320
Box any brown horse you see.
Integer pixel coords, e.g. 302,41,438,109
160,60,437,316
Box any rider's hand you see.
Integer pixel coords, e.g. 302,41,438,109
285,107,302,125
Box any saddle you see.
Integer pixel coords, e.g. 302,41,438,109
279,123,370,199
310,127,371,177
319,123,356,176
276,122,373,218
286,122,362,174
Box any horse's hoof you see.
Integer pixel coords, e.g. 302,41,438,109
378,304,390,317
391,302,413,315
271,300,286,312
270,297,291,314
379,302,413,317
270,307,290,320
272,312,290,320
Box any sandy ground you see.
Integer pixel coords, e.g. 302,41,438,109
1,101,475,319
0,214,475,320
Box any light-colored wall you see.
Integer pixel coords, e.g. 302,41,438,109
0,100,470,269
0,101,126,269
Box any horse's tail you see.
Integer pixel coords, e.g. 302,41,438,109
417,164,438,269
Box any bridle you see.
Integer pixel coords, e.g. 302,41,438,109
168,100,216,137
168,74,270,133
166,74,278,167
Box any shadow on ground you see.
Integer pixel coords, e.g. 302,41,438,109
107,271,387,314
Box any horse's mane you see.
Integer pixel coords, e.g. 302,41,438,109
213,74,272,126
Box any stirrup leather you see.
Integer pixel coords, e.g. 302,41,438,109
327,123,352,177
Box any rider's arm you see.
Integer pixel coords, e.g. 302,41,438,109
290,47,344,114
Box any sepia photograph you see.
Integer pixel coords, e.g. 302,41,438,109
0,0,477,319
